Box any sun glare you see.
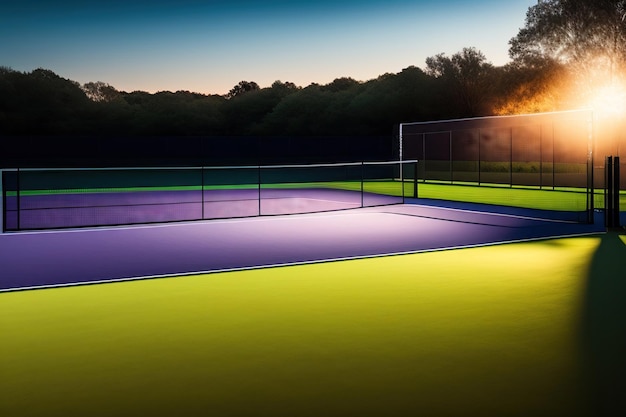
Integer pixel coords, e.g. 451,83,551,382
590,81,626,116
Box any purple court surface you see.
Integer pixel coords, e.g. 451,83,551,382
4,188,400,230
0,200,604,292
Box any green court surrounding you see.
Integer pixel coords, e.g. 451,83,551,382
414,182,626,213
2,234,626,417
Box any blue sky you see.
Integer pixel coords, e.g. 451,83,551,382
1,1,536,95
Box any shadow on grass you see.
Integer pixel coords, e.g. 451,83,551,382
581,231,626,416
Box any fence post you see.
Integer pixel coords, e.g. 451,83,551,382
587,113,595,223
399,124,403,182
606,156,612,227
510,127,513,187
422,133,426,183
613,156,620,227
606,156,615,228
552,121,556,191
477,129,481,185
539,123,543,190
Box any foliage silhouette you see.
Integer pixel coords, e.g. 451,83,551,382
0,58,505,140
509,0,626,102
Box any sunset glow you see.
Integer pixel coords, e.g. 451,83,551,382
590,81,626,117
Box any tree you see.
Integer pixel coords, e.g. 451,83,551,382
254,84,336,135
8,68,95,134
345,66,439,134
425,47,496,117
320,77,360,93
226,80,260,99
82,81,121,102
493,60,575,114
509,0,626,96
270,80,299,92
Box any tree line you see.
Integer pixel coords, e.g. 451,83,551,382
1,0,624,138
0,53,561,137
0,57,472,137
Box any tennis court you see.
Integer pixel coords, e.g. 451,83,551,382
0,199,603,292
0,165,622,417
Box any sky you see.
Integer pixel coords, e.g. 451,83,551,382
1,0,537,95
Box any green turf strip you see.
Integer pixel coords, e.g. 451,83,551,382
417,183,626,211
415,182,592,211
2,235,626,417
4,180,392,198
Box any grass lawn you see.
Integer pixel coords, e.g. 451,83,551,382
2,234,626,417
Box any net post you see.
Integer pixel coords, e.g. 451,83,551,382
257,165,261,216
401,161,405,203
201,166,205,220
16,167,20,231
414,160,418,198
360,162,364,208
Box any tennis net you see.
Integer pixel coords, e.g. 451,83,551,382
1,160,417,231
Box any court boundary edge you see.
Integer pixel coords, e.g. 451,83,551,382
0,231,604,293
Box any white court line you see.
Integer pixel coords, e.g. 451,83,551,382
403,203,581,223
264,197,362,205
0,231,603,293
